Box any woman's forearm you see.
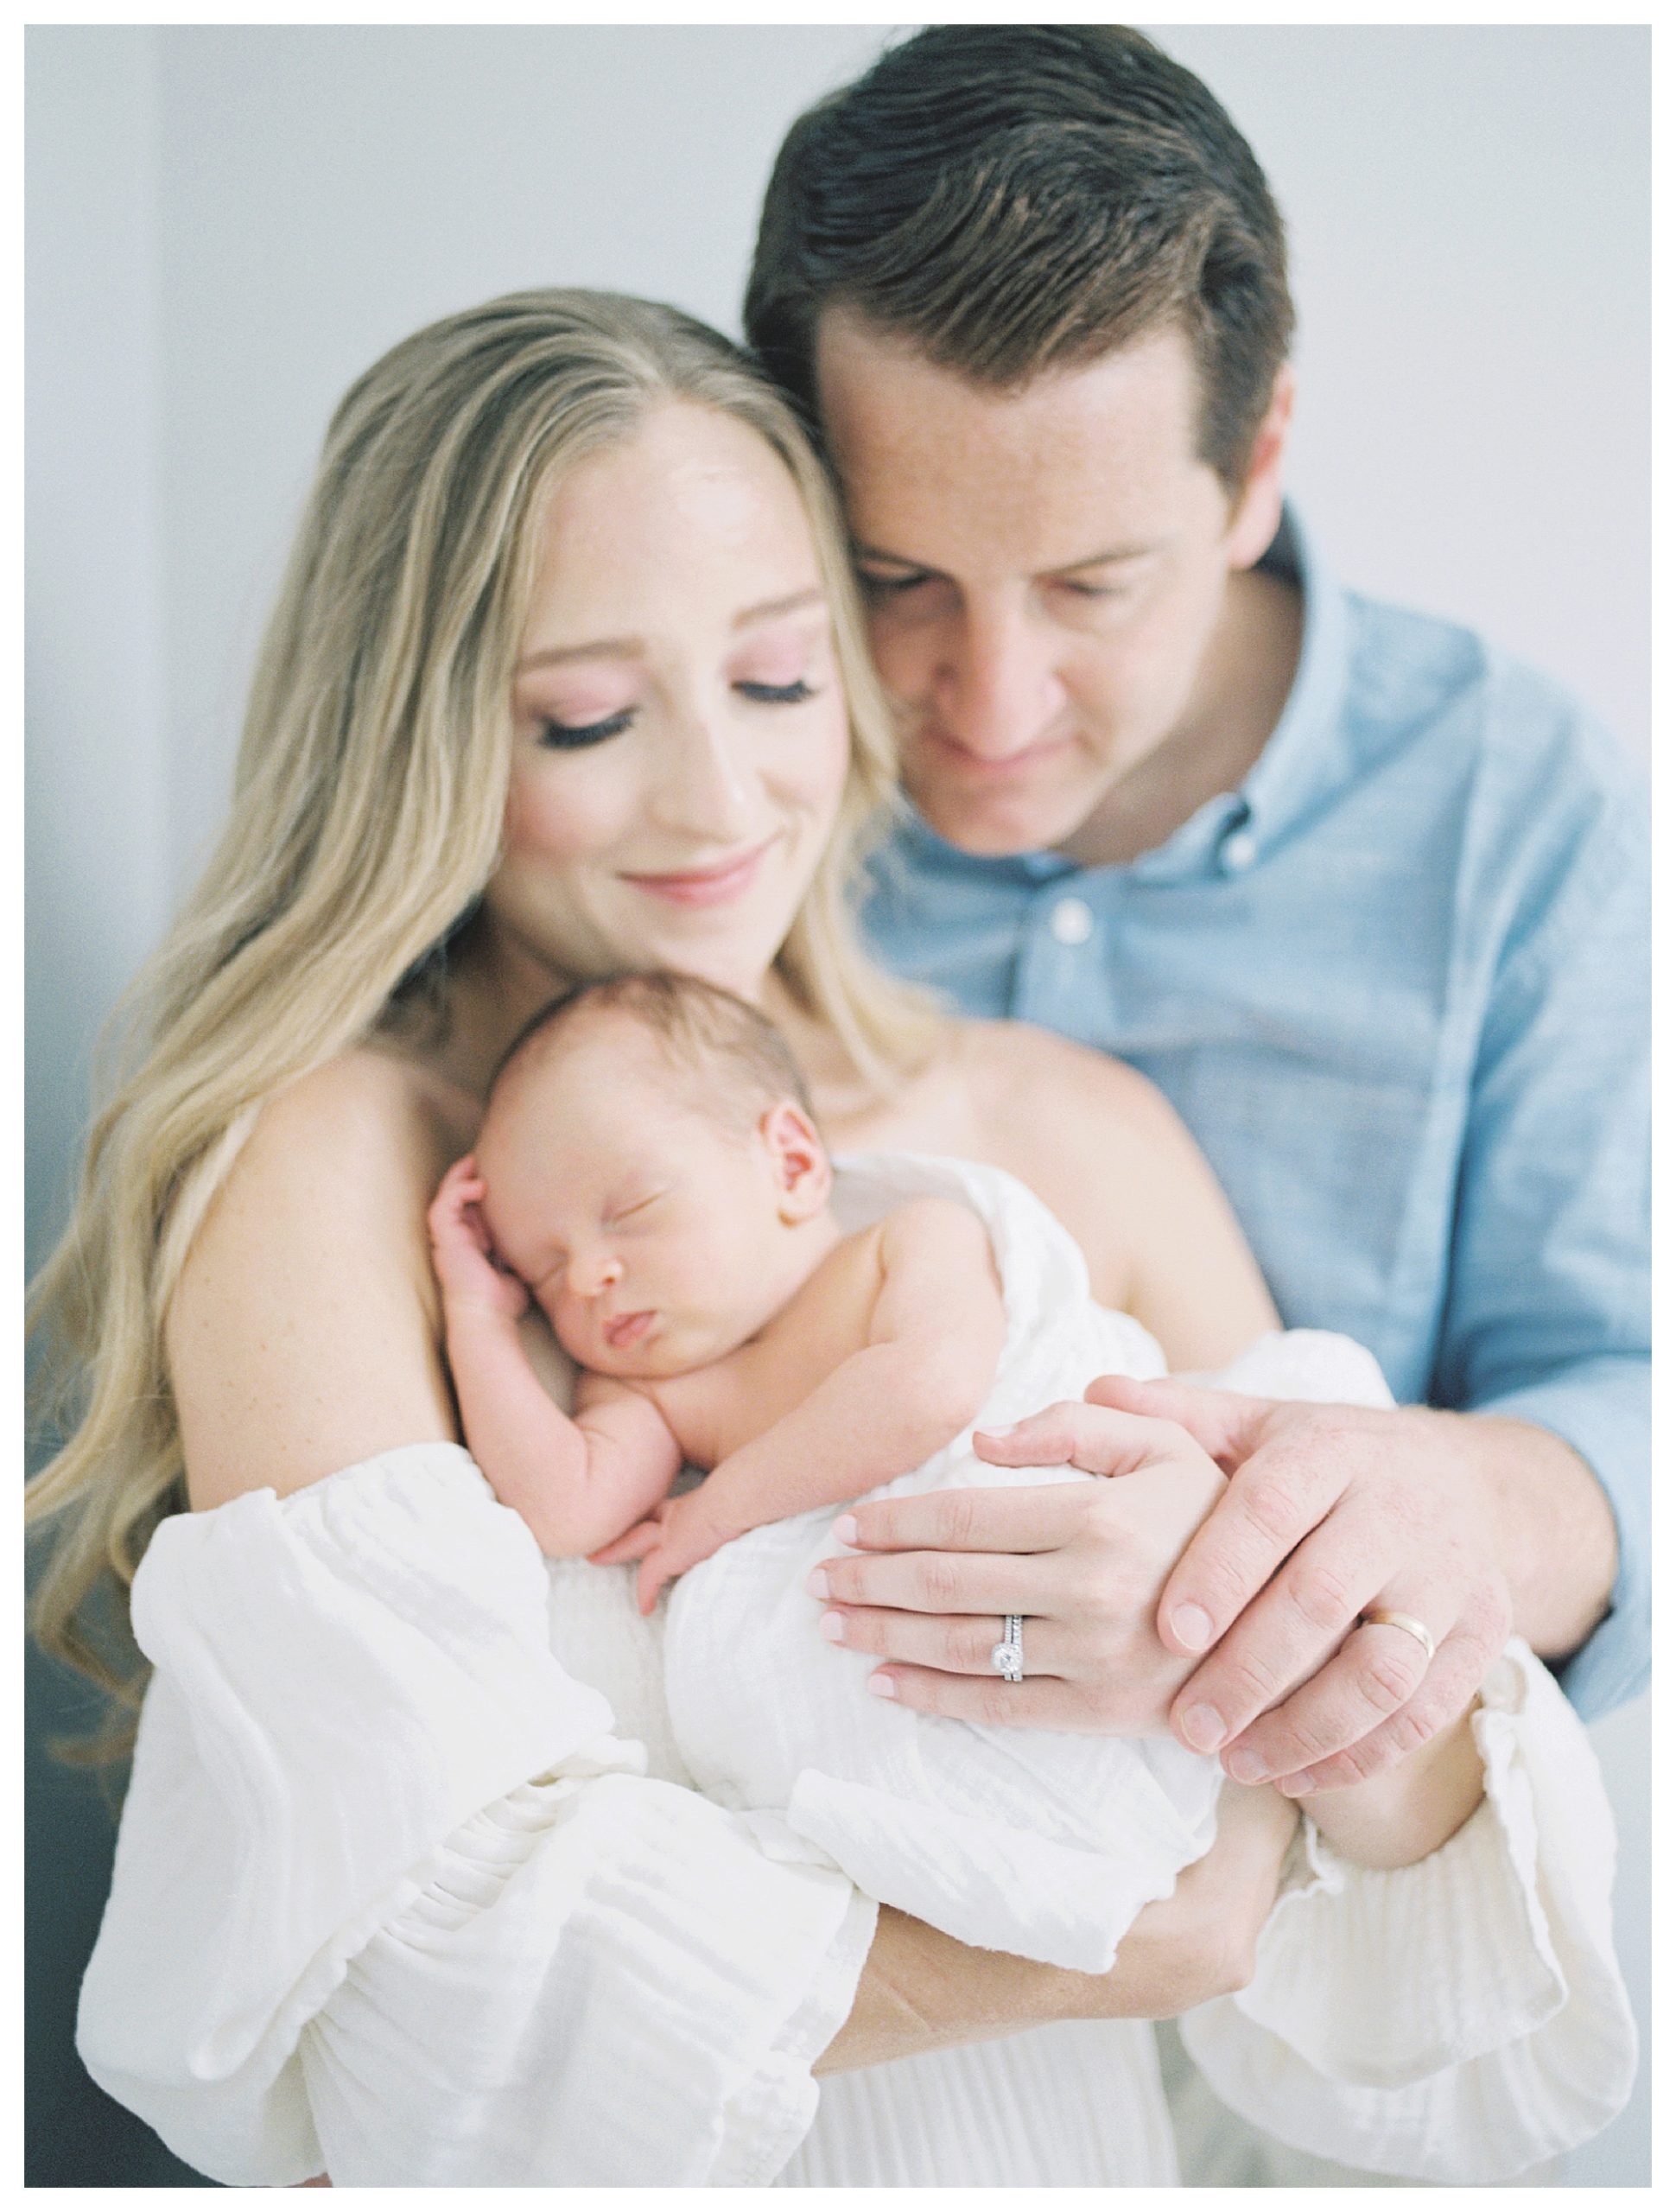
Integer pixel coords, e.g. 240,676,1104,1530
816,1782,1300,2072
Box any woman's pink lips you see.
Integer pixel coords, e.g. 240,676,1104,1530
603,1309,656,1350
619,840,774,907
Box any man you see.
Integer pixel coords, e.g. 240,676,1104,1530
744,25,1648,1797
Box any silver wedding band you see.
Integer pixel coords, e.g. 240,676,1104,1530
1360,1607,1437,1665
991,1614,1025,1683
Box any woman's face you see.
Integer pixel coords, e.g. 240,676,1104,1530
486,401,853,1003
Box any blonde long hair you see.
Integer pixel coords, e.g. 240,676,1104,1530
28,289,936,1745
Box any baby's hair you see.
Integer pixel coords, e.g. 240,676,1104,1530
490,971,818,1133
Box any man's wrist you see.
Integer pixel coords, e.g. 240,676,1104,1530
1445,1408,1616,1662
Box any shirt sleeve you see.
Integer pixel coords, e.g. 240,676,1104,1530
1433,702,1649,1717
1178,1640,1637,2183
75,1443,875,2187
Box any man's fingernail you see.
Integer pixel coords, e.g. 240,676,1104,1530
1225,1747,1267,1784
867,1673,897,1699
1171,1603,1214,1650
832,1515,859,1545
806,1567,829,1599
1179,1702,1226,1752
820,1610,846,1643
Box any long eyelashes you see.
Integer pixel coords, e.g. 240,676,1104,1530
536,680,816,748
736,678,816,704
538,709,636,750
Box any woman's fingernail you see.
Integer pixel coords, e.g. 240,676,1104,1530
1277,1770,1315,1796
806,1567,829,1599
867,1673,897,1699
1171,1603,1214,1650
1225,1746,1268,1784
832,1515,859,1545
820,1610,846,1643
1179,1702,1226,1752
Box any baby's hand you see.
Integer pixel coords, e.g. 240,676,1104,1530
591,1487,735,1616
427,1156,529,1320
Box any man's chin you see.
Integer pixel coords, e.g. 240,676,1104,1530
911,785,1090,860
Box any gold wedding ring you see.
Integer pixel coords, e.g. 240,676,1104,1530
1360,1608,1437,1665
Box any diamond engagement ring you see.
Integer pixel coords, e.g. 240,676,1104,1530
1360,1608,1437,1665
991,1614,1025,1683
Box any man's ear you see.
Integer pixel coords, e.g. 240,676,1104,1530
760,1100,833,1223
1226,364,1295,571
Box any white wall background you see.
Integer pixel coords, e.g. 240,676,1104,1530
26,22,1649,2188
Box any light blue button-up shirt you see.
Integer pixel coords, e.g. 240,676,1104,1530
861,513,1649,1719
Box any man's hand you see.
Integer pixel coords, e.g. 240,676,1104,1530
1088,1375,1514,1793
809,1401,1226,1731
427,1156,529,1320
591,1484,737,1614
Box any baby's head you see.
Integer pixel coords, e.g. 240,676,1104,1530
474,973,835,1378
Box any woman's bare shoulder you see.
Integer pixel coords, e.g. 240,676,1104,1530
956,1019,1174,1140
168,1047,476,1508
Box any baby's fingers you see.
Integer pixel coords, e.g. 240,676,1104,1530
589,1518,664,1567
635,1550,676,1616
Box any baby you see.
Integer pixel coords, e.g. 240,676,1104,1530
428,970,1013,1612
430,971,1393,1972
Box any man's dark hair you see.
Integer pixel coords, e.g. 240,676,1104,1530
745,24,1293,490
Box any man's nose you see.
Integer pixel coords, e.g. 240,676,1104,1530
651,712,755,841
935,603,1063,760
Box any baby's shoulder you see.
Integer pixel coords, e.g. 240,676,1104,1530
873,1193,1000,1294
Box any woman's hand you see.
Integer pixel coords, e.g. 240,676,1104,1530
426,1155,529,1321
816,1780,1298,2073
809,1399,1226,1731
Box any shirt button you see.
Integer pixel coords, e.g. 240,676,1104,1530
1221,829,1259,873
1048,894,1095,946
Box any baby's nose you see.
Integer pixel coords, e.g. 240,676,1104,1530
569,1250,625,1298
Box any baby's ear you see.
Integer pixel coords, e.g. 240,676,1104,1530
760,1101,832,1223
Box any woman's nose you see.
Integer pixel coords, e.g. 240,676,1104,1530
651,711,755,842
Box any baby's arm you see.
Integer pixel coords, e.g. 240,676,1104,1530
610,1198,1006,1611
428,1159,682,1556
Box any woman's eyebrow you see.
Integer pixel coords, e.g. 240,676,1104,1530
515,589,825,672
516,634,644,674
733,587,827,632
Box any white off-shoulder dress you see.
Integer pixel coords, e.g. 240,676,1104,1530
77,1443,1635,2187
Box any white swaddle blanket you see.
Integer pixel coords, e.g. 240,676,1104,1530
662,1153,1394,1974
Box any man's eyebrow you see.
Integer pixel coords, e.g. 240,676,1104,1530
851,542,1161,577
1051,542,1162,576
514,589,826,673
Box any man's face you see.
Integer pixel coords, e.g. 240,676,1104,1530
816,312,1281,857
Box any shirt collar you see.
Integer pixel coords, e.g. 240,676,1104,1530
1233,505,1355,855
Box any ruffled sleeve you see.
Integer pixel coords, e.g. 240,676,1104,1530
76,1443,875,2186
1178,1639,1636,2182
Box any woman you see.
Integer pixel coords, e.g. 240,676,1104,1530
29,291,1632,2187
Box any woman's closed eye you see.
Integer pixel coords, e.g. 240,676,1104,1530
538,708,637,750
735,677,817,705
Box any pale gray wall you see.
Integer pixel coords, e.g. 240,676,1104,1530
27,23,1649,2188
